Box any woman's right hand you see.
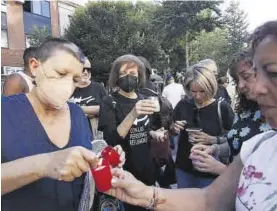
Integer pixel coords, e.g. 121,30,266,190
173,120,187,134
132,100,156,118
106,168,154,208
43,146,98,182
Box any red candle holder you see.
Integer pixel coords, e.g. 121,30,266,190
101,146,120,167
91,162,112,192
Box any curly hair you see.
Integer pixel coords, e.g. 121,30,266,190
229,51,259,113
251,20,277,55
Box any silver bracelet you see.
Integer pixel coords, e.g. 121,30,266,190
146,187,159,210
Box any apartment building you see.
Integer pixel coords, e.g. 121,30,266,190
1,0,86,88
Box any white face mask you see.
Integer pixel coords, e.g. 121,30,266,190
36,66,74,109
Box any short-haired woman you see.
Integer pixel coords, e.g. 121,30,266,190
1,38,125,211
98,54,166,211
172,65,234,188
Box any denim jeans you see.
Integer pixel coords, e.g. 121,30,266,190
175,168,214,189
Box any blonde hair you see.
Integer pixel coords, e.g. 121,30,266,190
197,59,218,76
184,65,218,98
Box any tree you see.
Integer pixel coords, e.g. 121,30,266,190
151,1,222,74
189,28,229,75
65,1,166,82
224,0,249,60
65,1,223,82
28,25,52,47
187,1,249,76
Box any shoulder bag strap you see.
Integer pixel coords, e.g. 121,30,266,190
217,99,224,134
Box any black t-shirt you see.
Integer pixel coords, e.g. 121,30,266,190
70,81,107,130
98,92,156,185
215,85,231,104
174,98,234,178
70,81,107,107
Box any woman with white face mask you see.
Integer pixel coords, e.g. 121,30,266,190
1,38,125,211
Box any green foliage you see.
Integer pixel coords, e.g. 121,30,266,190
189,28,229,75
65,1,166,82
152,1,222,40
64,0,248,82
224,0,249,60
188,0,249,76
151,1,222,74
28,25,52,47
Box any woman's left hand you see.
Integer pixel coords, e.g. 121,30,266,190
113,145,126,167
190,150,226,175
189,131,216,145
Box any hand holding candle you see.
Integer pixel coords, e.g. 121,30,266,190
91,140,126,192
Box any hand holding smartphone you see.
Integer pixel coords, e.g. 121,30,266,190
174,120,187,134
186,128,202,133
186,128,202,144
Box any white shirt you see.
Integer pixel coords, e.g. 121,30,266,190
162,82,185,109
236,130,277,211
16,71,34,92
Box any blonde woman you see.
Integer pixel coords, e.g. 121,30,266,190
172,64,234,188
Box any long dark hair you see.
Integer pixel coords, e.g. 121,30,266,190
229,51,259,113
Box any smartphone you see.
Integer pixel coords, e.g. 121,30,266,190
186,128,202,132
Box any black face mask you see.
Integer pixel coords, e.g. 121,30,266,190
117,75,138,93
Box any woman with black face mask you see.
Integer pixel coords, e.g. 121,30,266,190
98,54,167,211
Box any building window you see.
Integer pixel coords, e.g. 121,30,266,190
23,0,50,18
1,12,8,48
23,1,31,12
41,1,50,17
32,1,41,15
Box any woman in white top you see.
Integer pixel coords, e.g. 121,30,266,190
104,20,277,211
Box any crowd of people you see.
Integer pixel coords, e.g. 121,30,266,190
1,20,277,211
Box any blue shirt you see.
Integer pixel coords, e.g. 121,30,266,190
1,94,93,211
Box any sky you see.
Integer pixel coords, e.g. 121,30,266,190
220,0,277,32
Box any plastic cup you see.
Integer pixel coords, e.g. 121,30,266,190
101,146,120,167
91,163,112,192
148,96,160,112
